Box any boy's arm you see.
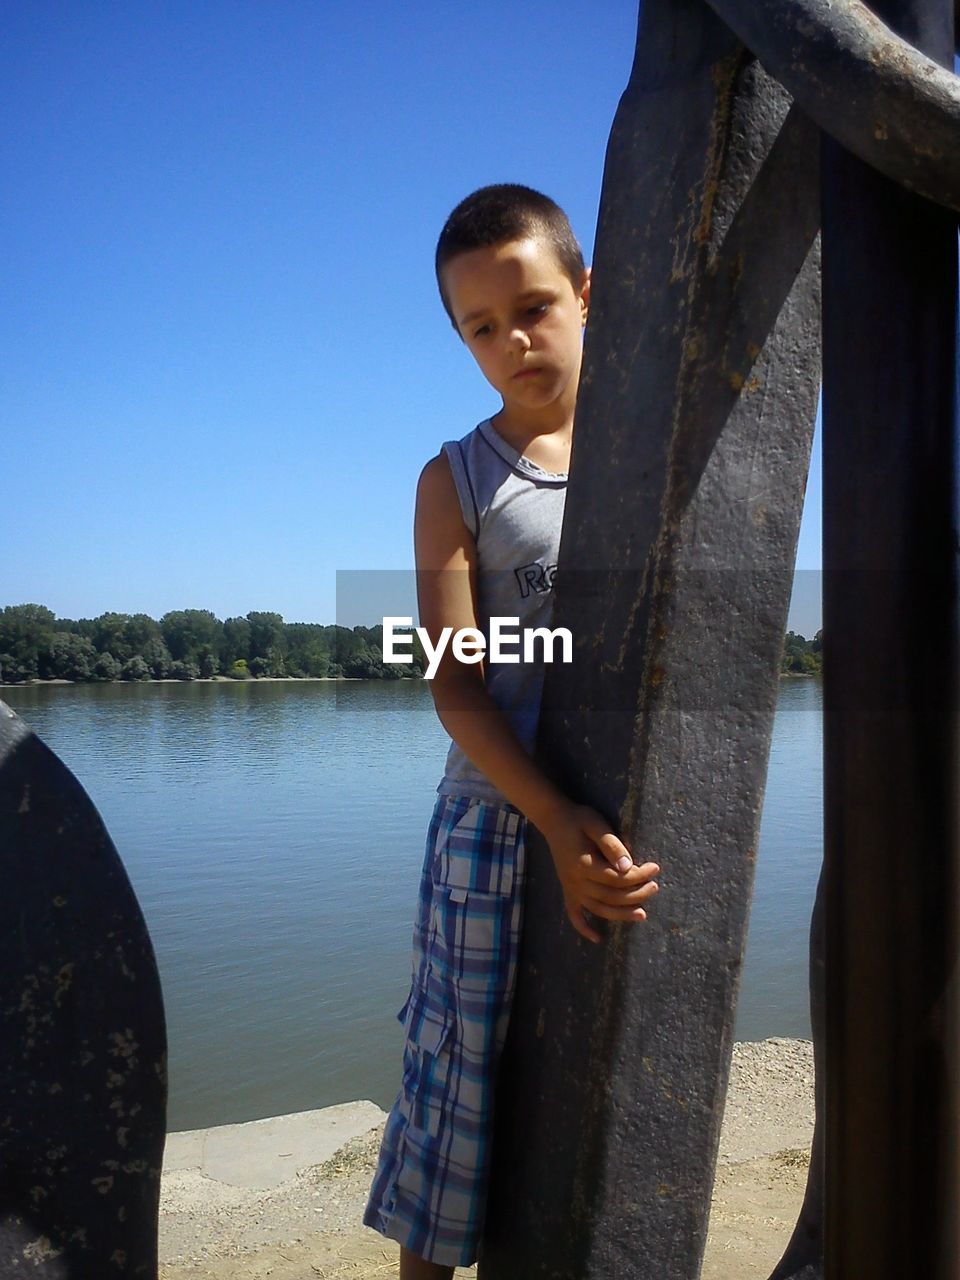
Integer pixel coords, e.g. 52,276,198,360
415,452,659,944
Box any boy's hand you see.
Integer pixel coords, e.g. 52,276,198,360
536,801,660,944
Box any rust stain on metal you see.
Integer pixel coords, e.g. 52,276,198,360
22,1237,62,1264
53,961,74,1007
108,1028,139,1060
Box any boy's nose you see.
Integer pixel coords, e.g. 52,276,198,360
506,327,532,354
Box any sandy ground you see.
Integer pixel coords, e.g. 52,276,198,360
159,1037,815,1279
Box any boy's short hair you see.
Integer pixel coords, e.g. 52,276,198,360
435,184,585,325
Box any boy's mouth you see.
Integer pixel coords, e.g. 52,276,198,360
512,367,541,380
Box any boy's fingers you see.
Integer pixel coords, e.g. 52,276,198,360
584,881,659,908
594,832,633,872
583,819,659,880
584,858,660,886
585,900,650,923
566,900,601,944
580,813,632,869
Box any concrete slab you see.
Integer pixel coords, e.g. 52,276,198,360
162,1100,387,1190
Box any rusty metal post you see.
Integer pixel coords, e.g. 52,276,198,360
477,3,822,1275
820,0,960,1273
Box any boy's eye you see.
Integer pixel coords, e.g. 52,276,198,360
523,303,550,322
473,324,492,338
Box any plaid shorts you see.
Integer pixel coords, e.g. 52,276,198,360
363,792,527,1268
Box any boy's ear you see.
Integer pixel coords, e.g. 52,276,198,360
580,266,592,324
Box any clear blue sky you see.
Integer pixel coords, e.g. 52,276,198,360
2,1,822,635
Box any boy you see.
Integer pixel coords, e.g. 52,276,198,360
364,185,660,1278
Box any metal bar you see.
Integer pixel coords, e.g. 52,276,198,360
768,874,825,1280
703,0,960,212
0,702,167,1275
477,1,821,1274
820,0,960,1272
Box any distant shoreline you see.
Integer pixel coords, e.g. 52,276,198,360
1,671,819,690
0,675,369,689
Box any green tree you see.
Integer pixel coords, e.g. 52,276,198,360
222,617,252,668
69,616,99,645
161,610,221,663
92,612,133,659
0,652,35,683
345,653,384,678
247,611,285,661
92,652,121,681
301,649,330,677
124,613,162,656
121,655,151,681
0,604,56,677
284,622,331,676
780,629,822,675
141,638,173,679
40,633,97,681
197,645,218,679
332,625,368,668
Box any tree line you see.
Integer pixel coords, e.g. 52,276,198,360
782,629,822,675
783,632,824,680
0,603,822,684
0,604,426,684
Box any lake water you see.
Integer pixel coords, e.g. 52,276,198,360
1,678,823,1133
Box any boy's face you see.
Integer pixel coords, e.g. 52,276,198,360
441,236,590,424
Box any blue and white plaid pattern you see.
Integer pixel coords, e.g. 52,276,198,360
363,793,526,1267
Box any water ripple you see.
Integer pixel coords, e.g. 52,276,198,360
3,677,822,1129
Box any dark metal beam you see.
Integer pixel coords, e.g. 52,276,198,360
819,0,960,1271
0,702,167,1276
478,2,821,1274
703,0,960,212
768,876,825,1280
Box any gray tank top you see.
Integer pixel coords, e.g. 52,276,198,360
436,417,567,803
